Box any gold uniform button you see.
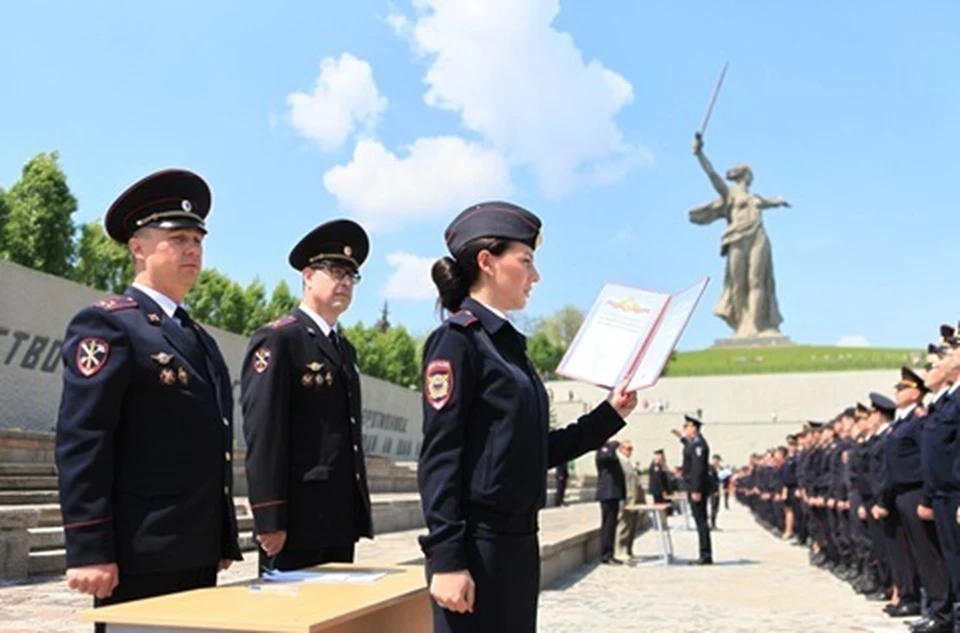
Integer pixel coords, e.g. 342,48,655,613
223,486,229,495
350,417,356,425
355,473,361,481
222,417,229,426
353,444,359,452
225,452,231,461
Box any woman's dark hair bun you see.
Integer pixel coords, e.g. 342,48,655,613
431,256,467,313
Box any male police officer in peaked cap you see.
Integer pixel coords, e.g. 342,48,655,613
679,414,713,564
54,169,242,630
241,219,373,573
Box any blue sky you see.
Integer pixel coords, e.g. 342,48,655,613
2,1,958,350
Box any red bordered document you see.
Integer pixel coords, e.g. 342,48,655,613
556,277,709,391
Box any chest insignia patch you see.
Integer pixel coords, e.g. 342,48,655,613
425,359,453,411
151,352,174,365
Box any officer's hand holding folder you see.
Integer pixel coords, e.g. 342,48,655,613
556,277,709,390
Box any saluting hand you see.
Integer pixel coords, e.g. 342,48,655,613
257,531,287,557
917,505,934,521
66,563,119,599
430,570,475,614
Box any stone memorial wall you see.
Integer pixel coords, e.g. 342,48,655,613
0,260,423,462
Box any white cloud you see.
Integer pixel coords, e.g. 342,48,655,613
390,0,649,197
322,136,513,227
836,334,870,347
381,251,438,300
285,53,387,150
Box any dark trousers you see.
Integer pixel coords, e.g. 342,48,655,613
709,494,720,528
258,543,355,574
866,513,891,588
93,565,217,633
599,499,620,559
428,531,540,633
898,489,951,623
794,496,808,543
689,493,712,561
811,507,831,557
723,490,730,510
850,504,873,572
882,504,919,602
831,507,852,566
555,477,567,506
932,495,960,597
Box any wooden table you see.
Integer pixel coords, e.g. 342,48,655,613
78,564,431,633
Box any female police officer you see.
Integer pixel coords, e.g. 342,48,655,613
417,201,638,632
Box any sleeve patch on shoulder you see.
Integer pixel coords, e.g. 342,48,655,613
268,315,297,329
252,347,271,373
76,337,110,377
425,359,453,410
92,296,137,312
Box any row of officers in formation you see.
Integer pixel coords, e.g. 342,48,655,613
734,328,960,633
53,168,639,633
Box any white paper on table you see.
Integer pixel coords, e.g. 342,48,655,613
304,571,386,584
556,284,669,389
626,277,709,391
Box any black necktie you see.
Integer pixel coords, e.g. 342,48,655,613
174,307,205,365
328,329,342,355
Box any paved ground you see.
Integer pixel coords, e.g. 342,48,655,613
0,501,921,632
538,501,913,633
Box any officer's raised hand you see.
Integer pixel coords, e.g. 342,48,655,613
607,380,639,419
66,563,118,599
430,570,475,614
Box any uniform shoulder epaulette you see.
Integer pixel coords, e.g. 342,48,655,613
446,310,478,328
92,295,138,312
267,315,297,330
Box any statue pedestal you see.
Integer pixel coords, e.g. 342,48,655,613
712,334,794,349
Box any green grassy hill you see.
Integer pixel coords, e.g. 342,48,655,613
663,345,923,377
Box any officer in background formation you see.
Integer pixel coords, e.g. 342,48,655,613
708,454,721,530
241,220,373,572
648,448,673,515
595,440,627,564
736,322,960,633
554,460,569,507
54,170,242,631
676,415,713,564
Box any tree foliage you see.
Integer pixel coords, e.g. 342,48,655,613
527,330,566,379
70,221,133,293
0,187,8,254
343,322,420,389
3,152,77,275
538,304,584,348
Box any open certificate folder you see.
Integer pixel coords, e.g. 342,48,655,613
556,277,709,391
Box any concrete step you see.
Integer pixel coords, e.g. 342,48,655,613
29,516,257,551
29,549,65,576
0,476,59,490
0,463,57,476
0,490,58,504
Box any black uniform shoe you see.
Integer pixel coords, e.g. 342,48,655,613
910,617,953,633
888,602,922,618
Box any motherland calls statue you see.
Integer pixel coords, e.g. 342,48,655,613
688,134,789,339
